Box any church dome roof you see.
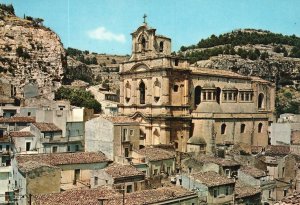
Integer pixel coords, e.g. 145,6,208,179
188,136,206,145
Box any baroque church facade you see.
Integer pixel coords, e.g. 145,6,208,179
119,21,275,154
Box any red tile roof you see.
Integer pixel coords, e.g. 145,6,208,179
18,161,60,174
134,147,175,161
191,171,235,187
265,145,290,156
104,163,145,179
235,180,261,199
16,152,110,166
32,122,61,132
9,131,33,138
103,116,137,124
240,166,266,178
193,155,240,167
0,116,35,123
32,186,196,205
278,191,300,205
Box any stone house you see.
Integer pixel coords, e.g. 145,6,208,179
132,146,176,178
13,152,111,192
32,186,199,205
14,161,61,205
85,116,140,162
238,166,276,205
180,171,235,204
119,21,275,153
10,131,36,154
182,154,240,178
93,163,145,193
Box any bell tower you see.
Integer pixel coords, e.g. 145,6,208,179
130,15,171,61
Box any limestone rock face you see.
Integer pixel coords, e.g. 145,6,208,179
0,10,66,99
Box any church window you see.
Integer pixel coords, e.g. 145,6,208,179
240,93,244,101
141,37,146,51
240,124,246,133
208,92,212,100
224,92,227,101
216,87,221,104
203,92,206,100
221,124,226,135
139,81,146,104
258,93,264,109
258,123,263,133
194,86,201,105
173,85,179,92
159,41,164,52
228,93,233,101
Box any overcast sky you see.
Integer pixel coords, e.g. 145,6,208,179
2,0,300,55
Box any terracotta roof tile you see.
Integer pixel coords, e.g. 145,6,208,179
193,155,240,167
265,145,290,156
18,161,60,174
32,186,196,205
16,152,110,166
134,147,175,161
191,67,249,79
104,163,145,179
102,116,137,124
32,122,61,132
240,166,266,178
9,131,33,138
191,171,235,187
278,191,300,205
0,116,35,123
235,180,261,199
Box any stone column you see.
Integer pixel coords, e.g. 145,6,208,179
162,77,170,104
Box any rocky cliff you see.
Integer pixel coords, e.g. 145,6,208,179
0,6,66,99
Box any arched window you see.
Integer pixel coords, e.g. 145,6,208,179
221,124,226,135
194,86,201,105
139,81,145,104
141,37,146,51
258,123,263,133
216,87,221,104
258,93,264,109
159,41,164,52
240,124,246,133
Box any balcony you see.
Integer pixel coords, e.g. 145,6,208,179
68,135,84,142
40,136,67,143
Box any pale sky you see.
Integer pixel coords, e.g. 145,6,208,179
2,0,300,55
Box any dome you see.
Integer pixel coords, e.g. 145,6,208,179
187,136,206,145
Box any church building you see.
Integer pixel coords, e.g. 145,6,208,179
119,18,275,154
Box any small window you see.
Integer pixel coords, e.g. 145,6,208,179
0,145,2,150
153,169,158,176
258,123,263,133
213,189,218,198
94,177,98,186
284,189,288,197
221,124,226,135
208,92,212,100
26,142,31,151
159,41,164,52
67,146,71,152
124,147,129,158
225,187,229,195
28,112,31,116
127,185,133,193
173,85,179,92
175,59,179,66
241,124,246,133
6,145,10,151
129,129,134,136
52,146,58,153
75,145,79,151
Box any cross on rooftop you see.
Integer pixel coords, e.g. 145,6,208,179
143,14,147,24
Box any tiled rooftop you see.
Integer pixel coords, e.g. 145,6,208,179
265,145,290,156
134,147,175,161
16,152,110,166
18,161,60,174
9,131,33,138
277,191,300,205
103,116,137,124
104,163,145,179
240,166,266,178
0,116,35,123
191,171,235,187
193,155,240,167
32,122,62,132
191,67,249,79
235,180,261,199
32,186,196,205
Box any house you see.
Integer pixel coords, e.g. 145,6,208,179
85,116,140,163
0,116,35,132
180,171,235,204
14,161,61,205
182,154,240,177
32,186,199,205
238,166,276,204
132,146,176,178
93,163,145,193
13,152,111,193
235,180,261,205
10,131,36,154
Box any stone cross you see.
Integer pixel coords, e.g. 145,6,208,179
143,14,147,24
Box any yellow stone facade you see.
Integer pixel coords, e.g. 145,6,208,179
119,22,275,153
